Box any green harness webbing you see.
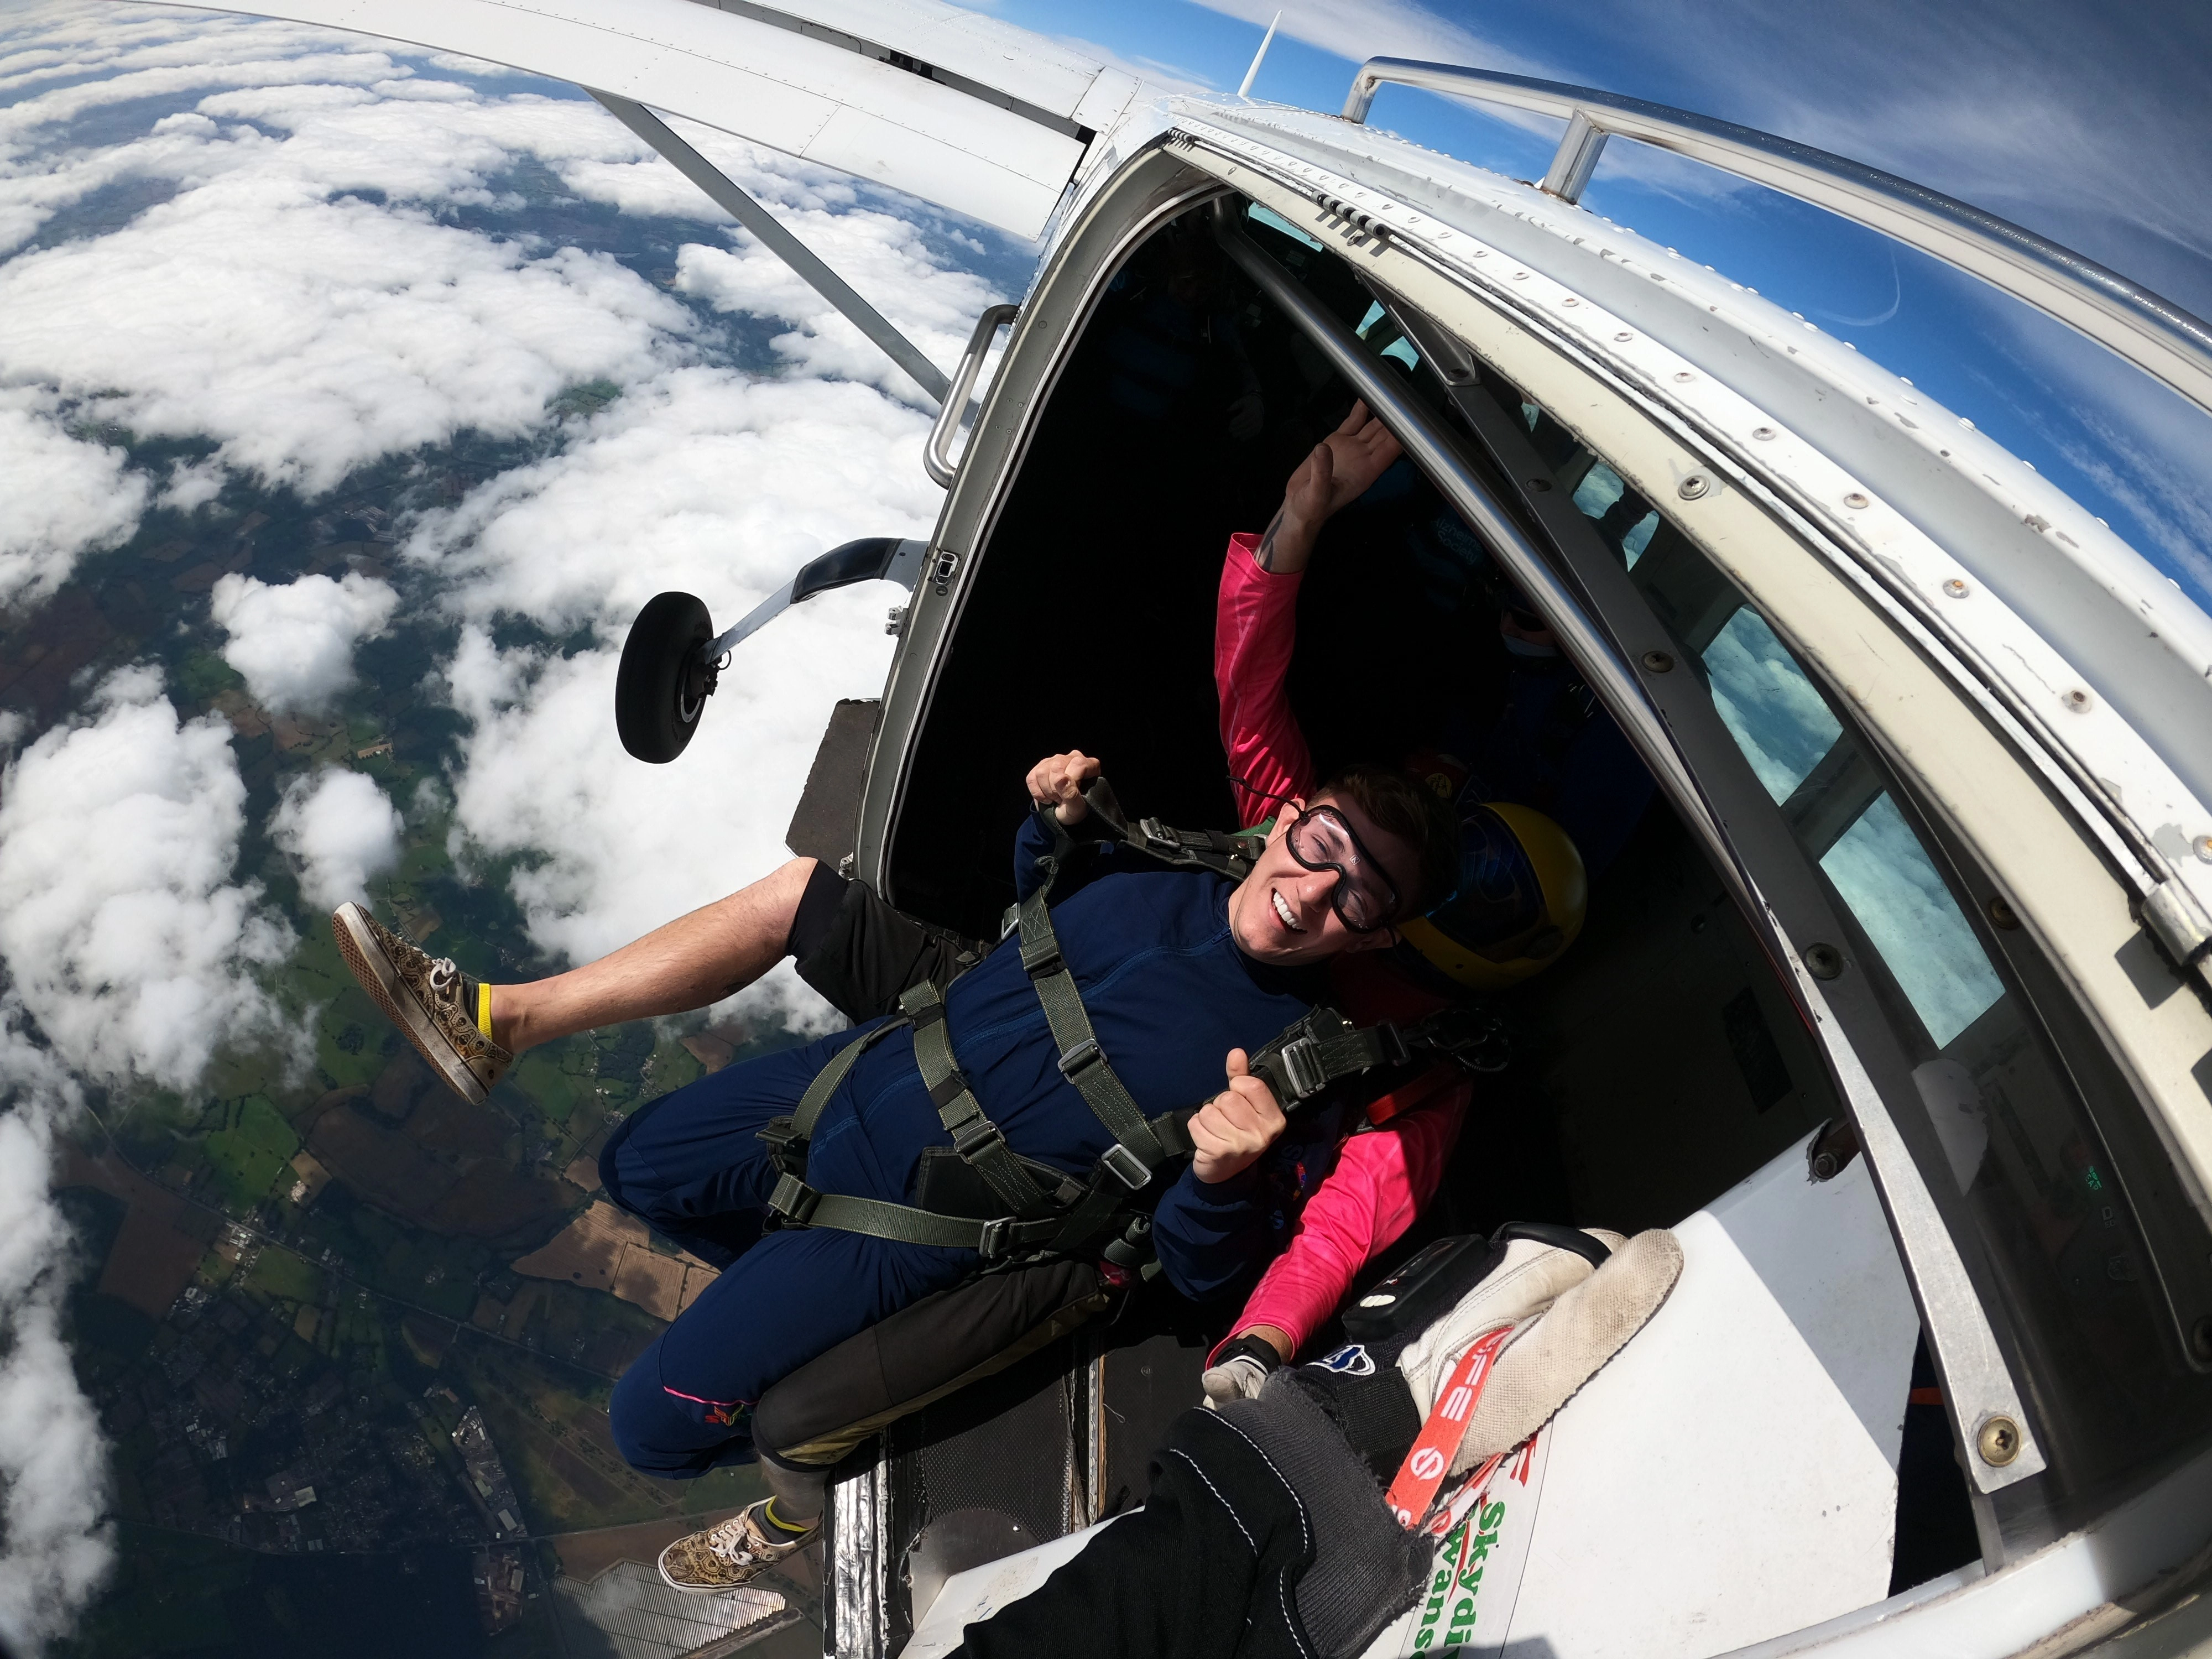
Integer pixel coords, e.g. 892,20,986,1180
762,985,1076,1258
759,781,1505,1264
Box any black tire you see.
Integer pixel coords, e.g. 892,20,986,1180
615,591,714,763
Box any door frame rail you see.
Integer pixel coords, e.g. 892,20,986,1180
1339,57,2212,420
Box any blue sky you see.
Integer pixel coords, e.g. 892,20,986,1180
990,0,2212,609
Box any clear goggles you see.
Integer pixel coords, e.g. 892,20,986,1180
1283,806,1402,934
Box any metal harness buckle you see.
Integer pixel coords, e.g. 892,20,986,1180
1275,1036,1331,1103
977,1217,1013,1259
1138,816,1184,853
769,1173,820,1225
756,1116,806,1171
1056,1038,1103,1081
1100,1143,1152,1191
952,1118,1004,1161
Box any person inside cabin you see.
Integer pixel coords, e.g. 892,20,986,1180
1194,401,1656,1403
327,466,1460,1596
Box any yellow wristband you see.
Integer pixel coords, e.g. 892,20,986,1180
477,982,494,1040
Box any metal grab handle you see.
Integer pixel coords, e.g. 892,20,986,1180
1340,56,2212,420
924,304,1019,487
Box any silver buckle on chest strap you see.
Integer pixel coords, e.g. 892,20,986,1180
1100,1143,1152,1191
1275,1036,1332,1103
1138,816,1182,852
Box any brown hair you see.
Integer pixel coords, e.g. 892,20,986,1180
1312,763,1461,916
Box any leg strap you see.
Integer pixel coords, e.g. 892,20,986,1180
764,1181,1064,1258
757,1015,906,1176
901,981,1052,1217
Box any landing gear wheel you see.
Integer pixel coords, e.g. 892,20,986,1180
616,591,716,763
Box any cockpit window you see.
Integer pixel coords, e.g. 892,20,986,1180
1248,202,1322,252
1356,301,1422,372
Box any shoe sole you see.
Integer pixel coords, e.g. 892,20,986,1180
331,903,491,1107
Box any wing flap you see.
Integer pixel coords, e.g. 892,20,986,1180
150,0,1124,235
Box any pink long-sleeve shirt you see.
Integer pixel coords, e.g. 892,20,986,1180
1211,533,1471,1362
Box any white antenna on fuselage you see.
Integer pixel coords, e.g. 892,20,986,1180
1238,10,1282,99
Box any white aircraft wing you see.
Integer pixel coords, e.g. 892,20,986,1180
137,0,1150,237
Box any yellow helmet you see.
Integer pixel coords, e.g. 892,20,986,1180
1399,802,1588,990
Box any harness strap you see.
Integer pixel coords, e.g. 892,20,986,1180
1010,792,1264,1187
1043,1156,1152,1256
758,1015,909,1175
766,1180,1066,1260
900,981,1052,1218
1016,874,1163,1177
1248,1008,1409,1108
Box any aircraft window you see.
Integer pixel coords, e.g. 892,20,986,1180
1242,202,1376,336
1470,366,2212,1504
1820,795,2007,1047
1356,301,1422,372
1702,607,1844,800
1570,458,1626,518
1569,462,1662,561
1620,513,1660,564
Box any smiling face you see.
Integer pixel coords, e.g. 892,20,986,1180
1227,793,1425,967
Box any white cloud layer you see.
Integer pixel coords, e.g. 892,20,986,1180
0,1014,112,1653
0,1014,113,1653
0,393,148,611
209,571,397,714
0,23,696,497
408,367,942,631
0,4,1035,1643
272,767,403,912
0,665,293,1090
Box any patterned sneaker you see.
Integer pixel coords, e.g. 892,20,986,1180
658,1501,820,1595
331,902,512,1105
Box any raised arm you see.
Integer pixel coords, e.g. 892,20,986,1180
1251,400,1404,577
1217,403,1402,826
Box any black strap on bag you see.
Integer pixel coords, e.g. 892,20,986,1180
760,779,1505,1264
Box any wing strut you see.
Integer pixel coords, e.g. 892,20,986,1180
589,91,952,405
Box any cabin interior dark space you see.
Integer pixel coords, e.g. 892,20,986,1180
887,200,1839,1236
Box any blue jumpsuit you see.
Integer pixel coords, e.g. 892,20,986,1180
601,817,1324,1475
